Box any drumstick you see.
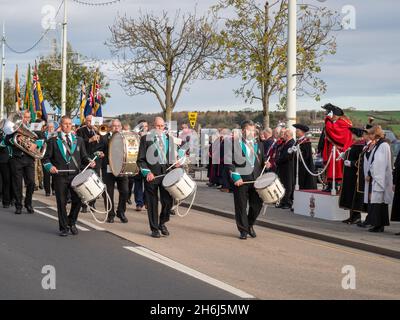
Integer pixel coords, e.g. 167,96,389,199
81,155,98,175
56,170,76,173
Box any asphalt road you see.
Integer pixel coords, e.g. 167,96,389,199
0,204,240,300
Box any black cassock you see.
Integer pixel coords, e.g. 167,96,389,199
276,139,295,206
391,150,400,221
339,142,367,213
294,138,317,190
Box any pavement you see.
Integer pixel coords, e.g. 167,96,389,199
4,189,397,300
182,182,400,259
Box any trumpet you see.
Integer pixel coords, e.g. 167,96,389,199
95,124,110,136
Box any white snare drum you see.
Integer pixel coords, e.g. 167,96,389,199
109,132,140,176
71,169,105,204
254,172,285,204
162,168,196,201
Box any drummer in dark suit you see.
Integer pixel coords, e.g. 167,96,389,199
291,124,317,190
42,116,95,237
226,120,267,240
76,115,103,212
137,117,179,238
97,119,129,224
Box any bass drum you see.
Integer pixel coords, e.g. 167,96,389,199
109,132,140,177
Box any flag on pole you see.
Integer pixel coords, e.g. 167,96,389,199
93,73,102,117
15,65,22,112
84,70,102,118
24,64,36,122
79,80,87,124
33,62,47,121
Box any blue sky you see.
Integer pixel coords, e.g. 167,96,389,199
0,0,399,116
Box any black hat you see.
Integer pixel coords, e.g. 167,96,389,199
321,103,337,111
349,127,367,138
293,124,310,132
331,106,344,116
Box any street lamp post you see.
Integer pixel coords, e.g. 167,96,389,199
286,0,297,132
1,22,5,120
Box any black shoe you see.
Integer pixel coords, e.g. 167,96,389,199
357,221,371,228
70,225,79,235
350,217,362,225
25,206,34,214
151,230,161,238
249,226,257,238
239,232,247,240
106,216,115,223
127,199,132,205
342,218,352,224
15,208,22,215
281,205,291,210
59,230,68,237
369,226,384,233
159,225,170,236
117,213,128,223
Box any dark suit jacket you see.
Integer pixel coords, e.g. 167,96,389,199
42,132,91,176
137,132,178,177
226,138,266,182
276,139,295,187
76,126,102,169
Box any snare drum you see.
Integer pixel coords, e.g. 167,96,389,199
109,132,140,176
254,173,285,204
71,169,105,204
162,168,196,201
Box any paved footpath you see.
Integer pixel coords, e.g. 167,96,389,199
10,190,398,300
183,183,400,259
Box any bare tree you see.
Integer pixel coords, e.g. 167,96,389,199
107,11,221,121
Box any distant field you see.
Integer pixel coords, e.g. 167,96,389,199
345,110,400,137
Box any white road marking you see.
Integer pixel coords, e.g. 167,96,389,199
124,246,255,299
34,209,90,232
44,206,106,231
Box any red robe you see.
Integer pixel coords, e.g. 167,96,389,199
323,116,353,182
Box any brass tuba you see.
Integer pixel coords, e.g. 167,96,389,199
0,113,47,159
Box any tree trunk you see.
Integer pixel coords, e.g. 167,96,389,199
164,107,172,122
262,96,270,129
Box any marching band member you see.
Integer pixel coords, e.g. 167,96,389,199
43,122,56,196
76,115,103,212
291,124,317,190
42,116,95,237
98,119,129,224
227,120,266,240
5,110,36,215
131,120,148,211
122,123,135,206
137,117,178,238
339,127,368,224
320,103,353,192
0,135,12,208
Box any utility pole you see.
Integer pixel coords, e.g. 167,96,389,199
286,0,297,133
1,22,5,120
61,0,68,116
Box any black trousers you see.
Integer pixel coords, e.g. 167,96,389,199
233,184,263,233
53,175,82,232
128,176,134,200
9,156,35,209
42,164,54,195
144,178,173,232
0,162,12,205
104,172,128,218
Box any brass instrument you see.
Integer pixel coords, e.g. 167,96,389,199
96,124,110,136
0,113,47,159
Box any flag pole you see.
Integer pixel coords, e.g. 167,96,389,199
61,0,68,116
1,22,5,120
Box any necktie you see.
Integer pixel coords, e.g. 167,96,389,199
66,134,72,149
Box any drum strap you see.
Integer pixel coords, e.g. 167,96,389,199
61,139,79,171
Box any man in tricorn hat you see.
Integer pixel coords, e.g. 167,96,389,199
339,127,368,224
320,104,353,192
290,124,317,190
